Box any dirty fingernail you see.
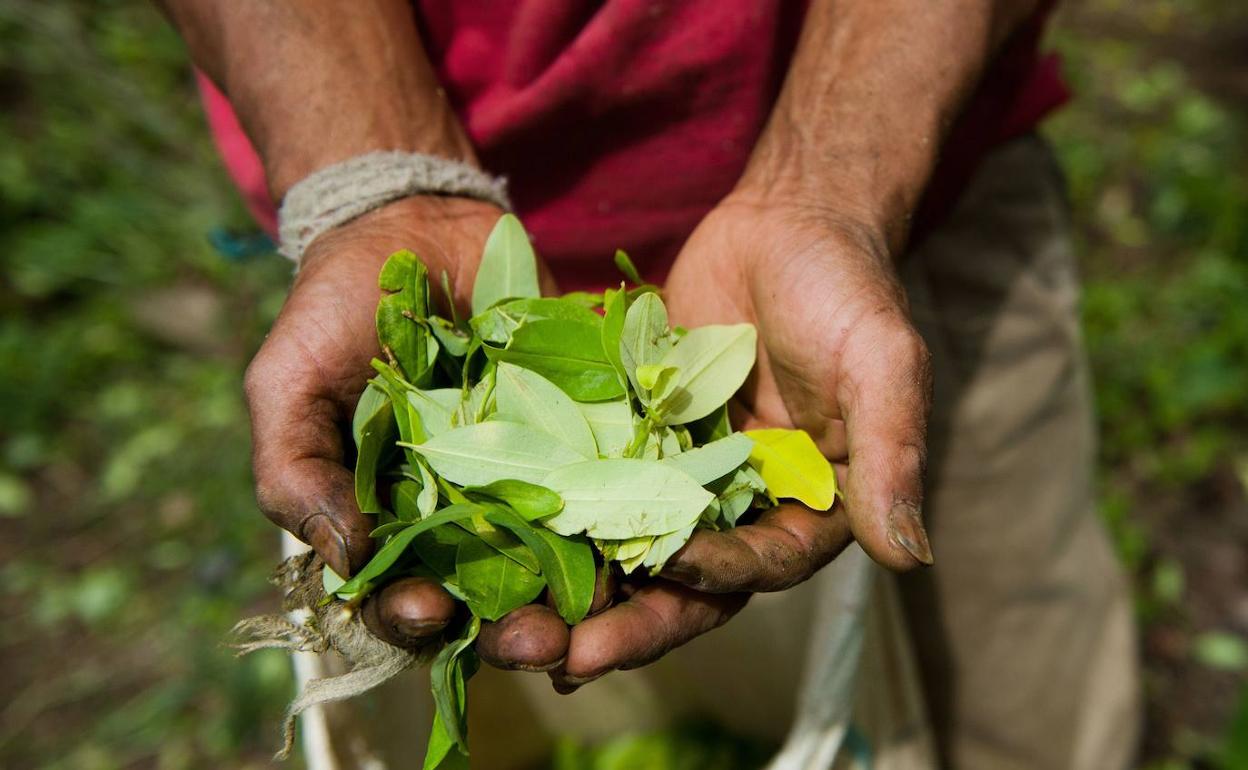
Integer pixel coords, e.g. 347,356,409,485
512,656,566,674
552,680,581,695
552,672,601,694
888,502,934,566
306,515,350,577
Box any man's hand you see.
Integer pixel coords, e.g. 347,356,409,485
536,196,933,692
244,195,548,656
160,0,577,661
664,196,934,578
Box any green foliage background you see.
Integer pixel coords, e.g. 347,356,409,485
0,1,1244,768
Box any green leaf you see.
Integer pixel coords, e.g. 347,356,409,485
395,460,439,520
661,432,753,484
452,508,541,574
494,362,597,458
322,564,346,595
321,564,358,601
613,536,655,574
439,476,471,505
423,711,468,770
577,399,635,458
404,388,459,441
470,297,601,345
378,293,436,385
429,316,472,358
410,524,471,580
378,249,420,292
455,370,497,427
658,324,757,424
335,504,483,597
601,286,629,388
540,459,713,539
485,507,596,624
672,424,694,452
485,319,625,402
406,421,586,486
370,520,413,538
560,290,605,309
627,284,663,304
414,459,439,516
392,479,424,522
700,495,724,528
709,465,768,526
463,479,564,520
635,363,666,391
637,362,681,412
370,360,419,446
642,424,682,459
613,249,644,284
744,428,837,510
377,252,438,385
642,520,698,573
687,403,733,444
660,426,681,457
620,292,672,395
425,616,480,764
439,270,459,324
1220,685,1248,770
354,398,395,514
352,382,390,448
471,213,540,316
460,336,483,386
455,536,546,621
1194,632,1248,671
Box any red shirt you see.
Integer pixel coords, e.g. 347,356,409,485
201,0,1067,289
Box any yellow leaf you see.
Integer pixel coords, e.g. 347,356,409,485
743,429,837,511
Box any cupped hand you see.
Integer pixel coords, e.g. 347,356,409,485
246,194,555,657
665,194,934,577
540,193,934,691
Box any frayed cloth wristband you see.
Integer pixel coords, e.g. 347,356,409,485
277,151,511,263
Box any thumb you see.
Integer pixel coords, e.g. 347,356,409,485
244,344,375,577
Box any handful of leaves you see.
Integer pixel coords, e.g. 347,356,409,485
329,214,838,768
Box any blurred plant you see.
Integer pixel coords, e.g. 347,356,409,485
1048,0,1248,765
550,720,776,770
0,1,292,767
1052,25,1248,519
1220,686,1248,770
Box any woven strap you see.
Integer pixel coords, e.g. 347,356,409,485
277,151,510,262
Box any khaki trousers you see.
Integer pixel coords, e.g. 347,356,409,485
292,135,1141,769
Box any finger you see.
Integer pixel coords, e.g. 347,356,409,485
549,582,748,693
477,604,570,673
362,576,457,648
838,323,934,571
662,503,852,592
245,341,375,577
